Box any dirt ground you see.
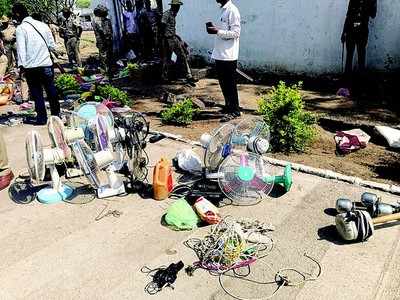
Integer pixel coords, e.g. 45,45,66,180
127,78,400,186
56,31,400,185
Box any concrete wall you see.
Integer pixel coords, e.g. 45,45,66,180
169,0,400,74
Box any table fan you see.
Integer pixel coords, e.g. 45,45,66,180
48,116,85,177
74,102,125,171
217,151,274,205
71,137,126,199
231,117,270,154
203,123,236,172
25,131,74,204
118,112,149,182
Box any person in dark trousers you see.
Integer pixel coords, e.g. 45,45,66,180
207,0,241,122
13,3,60,126
342,0,377,75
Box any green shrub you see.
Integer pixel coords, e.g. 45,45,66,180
76,0,91,8
97,84,131,106
126,63,140,72
161,98,199,126
55,74,79,92
258,81,316,153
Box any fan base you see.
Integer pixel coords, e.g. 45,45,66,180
37,185,74,204
97,184,126,199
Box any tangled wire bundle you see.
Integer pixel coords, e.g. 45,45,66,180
185,217,322,300
185,216,274,273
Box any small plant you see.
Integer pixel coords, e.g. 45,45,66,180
161,98,199,126
97,84,131,106
126,63,140,72
55,74,79,93
258,81,316,153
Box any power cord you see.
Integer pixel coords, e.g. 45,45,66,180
141,261,184,295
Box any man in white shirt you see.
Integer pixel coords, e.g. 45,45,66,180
207,0,241,122
13,3,60,125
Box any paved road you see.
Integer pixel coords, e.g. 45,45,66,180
0,125,399,300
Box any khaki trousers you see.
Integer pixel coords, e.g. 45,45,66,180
0,54,8,77
0,130,9,174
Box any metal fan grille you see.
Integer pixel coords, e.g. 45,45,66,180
123,112,149,144
72,140,101,188
48,116,72,159
218,152,274,205
25,131,45,183
96,115,110,151
77,102,114,127
204,123,235,171
231,117,270,153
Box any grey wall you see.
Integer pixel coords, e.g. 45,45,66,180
169,0,400,74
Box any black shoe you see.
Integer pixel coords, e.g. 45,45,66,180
24,116,47,126
220,113,239,123
232,111,241,117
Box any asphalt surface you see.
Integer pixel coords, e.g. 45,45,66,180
0,124,399,300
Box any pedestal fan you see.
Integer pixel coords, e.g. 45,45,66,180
25,131,74,204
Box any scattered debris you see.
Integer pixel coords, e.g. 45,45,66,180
336,88,351,98
164,198,200,231
193,196,221,225
141,261,184,295
95,204,123,221
375,125,400,149
334,129,370,155
184,216,274,273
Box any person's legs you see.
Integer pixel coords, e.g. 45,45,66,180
225,60,240,114
161,38,172,81
72,37,82,66
0,54,8,77
356,32,368,73
0,129,13,190
25,68,47,123
345,38,356,75
172,37,192,79
5,47,14,71
215,60,231,111
65,39,73,64
106,47,114,79
41,66,60,117
0,130,9,174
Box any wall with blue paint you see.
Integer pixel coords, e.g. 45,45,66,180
168,0,400,74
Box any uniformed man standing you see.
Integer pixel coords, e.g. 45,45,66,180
0,38,8,77
341,0,377,74
0,16,17,71
160,0,195,85
59,7,82,67
93,5,113,78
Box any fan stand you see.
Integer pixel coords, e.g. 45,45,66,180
94,151,126,199
37,164,74,204
96,170,126,198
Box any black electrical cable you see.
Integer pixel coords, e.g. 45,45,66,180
141,261,184,295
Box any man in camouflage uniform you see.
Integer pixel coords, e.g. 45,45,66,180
0,38,7,77
59,7,82,67
342,0,377,74
0,16,17,71
160,0,195,85
93,5,113,78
